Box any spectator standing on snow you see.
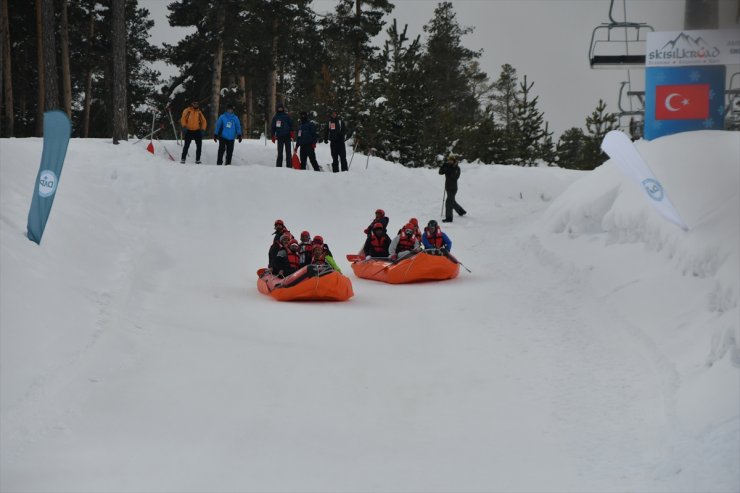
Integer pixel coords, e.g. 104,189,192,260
271,103,294,168
213,104,242,166
296,111,321,171
439,154,467,222
323,110,349,172
180,99,207,164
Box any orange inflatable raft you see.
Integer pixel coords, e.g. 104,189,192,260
257,264,354,301
347,250,460,284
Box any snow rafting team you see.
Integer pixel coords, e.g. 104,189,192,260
263,212,453,278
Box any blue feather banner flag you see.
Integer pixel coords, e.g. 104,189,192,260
27,111,72,244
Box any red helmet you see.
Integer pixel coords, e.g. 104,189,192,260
409,217,418,226
373,222,384,230
375,209,385,217
300,230,310,242
404,223,414,236
312,235,324,245
274,219,285,228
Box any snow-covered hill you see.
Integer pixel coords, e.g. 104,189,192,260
1,132,738,492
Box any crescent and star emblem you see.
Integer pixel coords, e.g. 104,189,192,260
664,93,687,112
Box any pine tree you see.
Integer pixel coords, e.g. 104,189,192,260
363,19,426,166
583,99,618,169
111,0,127,143
511,75,547,166
419,2,481,165
555,127,588,170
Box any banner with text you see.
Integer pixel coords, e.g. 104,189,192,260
646,30,740,67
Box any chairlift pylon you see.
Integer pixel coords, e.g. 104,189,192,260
588,0,654,69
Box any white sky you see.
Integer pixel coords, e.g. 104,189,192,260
140,0,739,137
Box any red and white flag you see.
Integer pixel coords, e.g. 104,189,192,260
655,84,710,120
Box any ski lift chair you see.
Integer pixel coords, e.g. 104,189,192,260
726,72,740,130
616,81,646,138
588,0,654,69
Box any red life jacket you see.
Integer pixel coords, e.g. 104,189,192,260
425,228,444,248
369,235,389,255
397,234,416,253
286,249,301,269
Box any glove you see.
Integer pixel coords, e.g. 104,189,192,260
237,135,242,143
365,255,371,260
311,143,316,149
213,136,218,143
324,139,328,144
271,136,276,144
290,131,295,139
390,254,397,260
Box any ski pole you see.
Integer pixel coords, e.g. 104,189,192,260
348,139,358,169
441,189,446,218
444,250,471,273
167,107,180,146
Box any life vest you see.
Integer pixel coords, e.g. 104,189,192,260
425,228,444,248
311,247,326,263
368,235,389,255
397,234,416,253
286,249,301,269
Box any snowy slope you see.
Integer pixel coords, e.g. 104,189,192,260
0,132,738,492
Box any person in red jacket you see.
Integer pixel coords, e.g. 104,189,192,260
363,222,392,259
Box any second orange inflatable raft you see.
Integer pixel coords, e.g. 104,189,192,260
348,250,460,284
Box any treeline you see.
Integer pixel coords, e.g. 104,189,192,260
1,0,617,169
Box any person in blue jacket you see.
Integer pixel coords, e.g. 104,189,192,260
296,111,321,171
213,104,242,165
270,103,294,167
422,219,452,252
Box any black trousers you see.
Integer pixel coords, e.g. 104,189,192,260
181,129,203,162
276,136,291,167
445,187,466,220
330,140,348,172
216,138,235,165
299,145,321,171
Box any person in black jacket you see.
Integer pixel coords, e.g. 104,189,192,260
296,111,321,171
270,103,294,168
439,154,467,222
323,110,349,172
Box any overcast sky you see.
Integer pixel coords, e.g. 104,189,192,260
139,0,738,137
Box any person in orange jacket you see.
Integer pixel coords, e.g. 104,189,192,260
180,99,207,164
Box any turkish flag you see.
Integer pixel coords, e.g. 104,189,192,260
655,84,710,120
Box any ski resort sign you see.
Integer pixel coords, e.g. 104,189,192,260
643,30,737,140
646,30,740,67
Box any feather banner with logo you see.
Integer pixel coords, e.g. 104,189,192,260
27,111,72,244
601,130,689,231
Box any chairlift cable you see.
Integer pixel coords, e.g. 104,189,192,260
622,0,634,114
